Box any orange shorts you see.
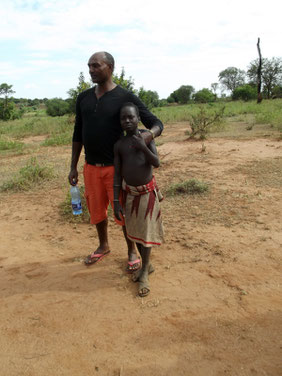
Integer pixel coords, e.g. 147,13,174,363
83,163,124,226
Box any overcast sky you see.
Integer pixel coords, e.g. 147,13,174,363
0,0,280,99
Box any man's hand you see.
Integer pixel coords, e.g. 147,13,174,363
114,201,124,221
68,168,78,186
131,132,147,150
140,130,153,145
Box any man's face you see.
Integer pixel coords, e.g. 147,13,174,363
88,53,112,84
120,106,139,133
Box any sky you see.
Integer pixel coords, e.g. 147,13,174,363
0,0,281,100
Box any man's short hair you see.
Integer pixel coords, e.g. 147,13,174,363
103,52,115,72
120,102,140,117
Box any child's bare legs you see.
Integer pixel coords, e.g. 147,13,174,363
122,226,140,272
133,243,154,297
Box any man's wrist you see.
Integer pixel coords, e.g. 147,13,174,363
149,130,155,139
148,129,155,139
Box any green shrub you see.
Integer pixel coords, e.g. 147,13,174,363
166,179,209,196
232,85,257,101
0,101,24,121
187,106,225,140
46,98,70,117
193,88,215,103
272,85,282,98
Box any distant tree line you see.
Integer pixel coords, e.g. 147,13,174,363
167,56,282,105
218,57,282,101
1,55,281,120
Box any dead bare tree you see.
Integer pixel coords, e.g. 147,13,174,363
257,38,263,103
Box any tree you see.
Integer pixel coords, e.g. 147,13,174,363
232,84,257,101
67,72,91,113
210,82,219,97
256,37,263,103
218,67,245,93
0,83,15,120
46,98,70,117
247,57,282,99
138,87,159,109
113,67,135,93
168,85,194,104
167,95,176,104
193,88,215,103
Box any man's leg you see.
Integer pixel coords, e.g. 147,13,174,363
84,218,111,265
96,218,110,253
84,165,111,265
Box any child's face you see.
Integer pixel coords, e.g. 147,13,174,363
120,106,139,133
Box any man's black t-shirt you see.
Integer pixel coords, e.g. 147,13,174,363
72,85,164,165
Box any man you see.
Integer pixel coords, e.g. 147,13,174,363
68,51,163,272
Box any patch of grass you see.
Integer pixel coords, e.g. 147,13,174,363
0,157,55,192
166,179,209,196
59,186,90,223
0,138,24,152
42,132,72,146
0,113,73,140
151,99,282,134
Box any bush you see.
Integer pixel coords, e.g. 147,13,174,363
46,98,70,117
193,88,215,103
166,179,209,196
272,85,282,98
232,85,257,101
187,106,225,140
0,101,24,120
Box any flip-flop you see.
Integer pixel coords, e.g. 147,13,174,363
84,250,110,265
126,258,141,273
132,264,155,282
138,279,150,297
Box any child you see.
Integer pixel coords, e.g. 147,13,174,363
113,102,164,297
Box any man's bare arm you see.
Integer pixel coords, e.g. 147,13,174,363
141,124,161,145
68,141,83,185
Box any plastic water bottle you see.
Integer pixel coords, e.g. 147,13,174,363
70,185,82,215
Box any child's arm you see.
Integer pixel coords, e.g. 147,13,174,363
131,132,160,168
113,142,124,221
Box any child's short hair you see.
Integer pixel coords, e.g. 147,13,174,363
120,102,140,117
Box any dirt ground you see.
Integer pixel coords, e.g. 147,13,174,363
0,123,281,376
